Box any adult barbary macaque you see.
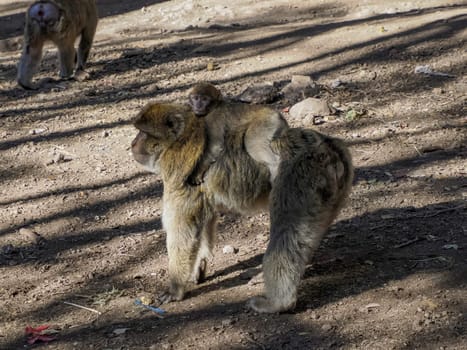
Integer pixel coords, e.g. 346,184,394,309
131,102,353,313
17,0,98,89
187,82,288,185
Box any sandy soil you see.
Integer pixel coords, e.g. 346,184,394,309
0,0,466,349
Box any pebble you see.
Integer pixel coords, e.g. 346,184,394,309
289,97,331,120
237,83,278,104
222,245,237,254
330,79,343,88
281,75,320,102
19,227,43,244
221,318,235,327
28,128,47,135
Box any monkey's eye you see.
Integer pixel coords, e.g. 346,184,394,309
166,119,174,128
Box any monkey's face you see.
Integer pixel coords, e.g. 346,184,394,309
29,2,60,30
189,94,211,117
131,131,162,174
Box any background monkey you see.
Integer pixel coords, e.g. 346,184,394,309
187,82,288,185
17,0,98,89
131,102,354,313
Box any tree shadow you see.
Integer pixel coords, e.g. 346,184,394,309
1,4,464,106
2,198,464,349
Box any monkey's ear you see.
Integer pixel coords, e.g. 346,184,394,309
133,103,159,135
133,112,153,135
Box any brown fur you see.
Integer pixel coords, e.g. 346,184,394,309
187,82,288,185
131,102,353,312
17,0,98,89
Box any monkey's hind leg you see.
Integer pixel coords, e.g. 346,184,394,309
75,16,98,81
248,153,330,313
191,216,216,284
247,221,324,313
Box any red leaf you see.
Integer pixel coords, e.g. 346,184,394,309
25,324,50,335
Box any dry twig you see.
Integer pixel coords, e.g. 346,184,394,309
63,301,102,315
393,237,421,249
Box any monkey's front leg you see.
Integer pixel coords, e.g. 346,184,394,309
57,41,76,80
17,39,44,89
159,203,205,304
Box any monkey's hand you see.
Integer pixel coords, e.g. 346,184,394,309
187,171,205,186
187,164,209,186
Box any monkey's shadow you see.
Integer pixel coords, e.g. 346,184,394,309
182,200,465,312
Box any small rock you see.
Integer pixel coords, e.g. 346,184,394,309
365,303,381,309
50,152,73,164
281,75,320,103
288,98,331,120
359,302,380,312
330,79,343,88
237,83,278,104
19,228,44,244
307,310,319,320
321,324,333,332
221,318,235,327
62,154,73,162
113,328,129,335
53,153,65,164
28,128,47,135
222,245,237,254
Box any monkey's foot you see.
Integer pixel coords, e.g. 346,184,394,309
191,259,207,284
73,70,91,82
158,292,179,304
158,286,185,304
247,296,295,313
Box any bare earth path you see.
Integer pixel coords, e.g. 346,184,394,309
0,1,466,349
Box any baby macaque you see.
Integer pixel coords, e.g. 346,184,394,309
187,82,288,185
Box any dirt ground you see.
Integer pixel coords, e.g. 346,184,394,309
0,0,466,349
